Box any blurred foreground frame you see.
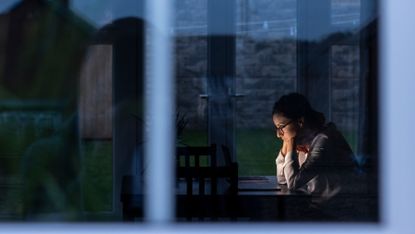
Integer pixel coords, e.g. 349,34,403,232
0,0,145,221
0,0,92,220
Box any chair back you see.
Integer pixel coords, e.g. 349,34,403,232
176,144,218,196
176,144,238,220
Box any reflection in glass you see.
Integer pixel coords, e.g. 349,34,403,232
175,0,208,147
0,0,378,223
173,0,378,222
0,0,145,221
331,0,361,27
330,45,360,152
236,0,297,176
0,0,92,220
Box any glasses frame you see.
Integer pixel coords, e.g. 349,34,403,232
275,120,293,135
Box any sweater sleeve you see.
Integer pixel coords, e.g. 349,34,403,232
289,134,329,190
276,150,299,187
282,151,299,189
276,151,286,184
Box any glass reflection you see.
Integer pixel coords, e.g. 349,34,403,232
0,0,145,221
174,0,378,222
0,0,378,222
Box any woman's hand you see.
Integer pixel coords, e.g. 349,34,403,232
281,139,287,156
281,137,295,157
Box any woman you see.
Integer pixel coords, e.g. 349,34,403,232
273,93,359,220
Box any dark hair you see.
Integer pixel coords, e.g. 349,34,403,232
272,93,326,130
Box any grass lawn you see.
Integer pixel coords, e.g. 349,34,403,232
181,129,280,176
82,141,113,212
236,129,281,176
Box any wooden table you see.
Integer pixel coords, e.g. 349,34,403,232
232,176,310,221
121,176,310,221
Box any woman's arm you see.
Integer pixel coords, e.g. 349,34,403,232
276,151,287,184
282,150,299,189
286,134,329,190
276,138,299,186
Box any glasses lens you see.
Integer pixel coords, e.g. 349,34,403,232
274,121,292,137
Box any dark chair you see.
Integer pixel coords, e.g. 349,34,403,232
176,144,238,221
221,145,238,195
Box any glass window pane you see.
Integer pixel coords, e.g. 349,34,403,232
0,0,145,221
330,45,360,152
236,0,297,176
0,0,379,223
175,0,208,147
173,0,378,222
331,0,361,27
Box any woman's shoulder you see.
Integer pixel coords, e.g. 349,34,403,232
323,122,338,132
313,122,356,159
311,122,343,147
320,122,342,139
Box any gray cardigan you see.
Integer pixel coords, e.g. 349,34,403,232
276,123,357,204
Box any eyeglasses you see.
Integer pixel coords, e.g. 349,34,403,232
275,120,293,135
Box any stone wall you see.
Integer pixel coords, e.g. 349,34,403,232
175,36,360,131
175,0,361,131
330,45,360,133
175,36,298,129
235,37,297,128
175,36,208,129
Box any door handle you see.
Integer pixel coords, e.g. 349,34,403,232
230,93,245,98
199,94,246,99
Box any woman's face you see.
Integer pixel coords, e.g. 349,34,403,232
272,114,298,141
